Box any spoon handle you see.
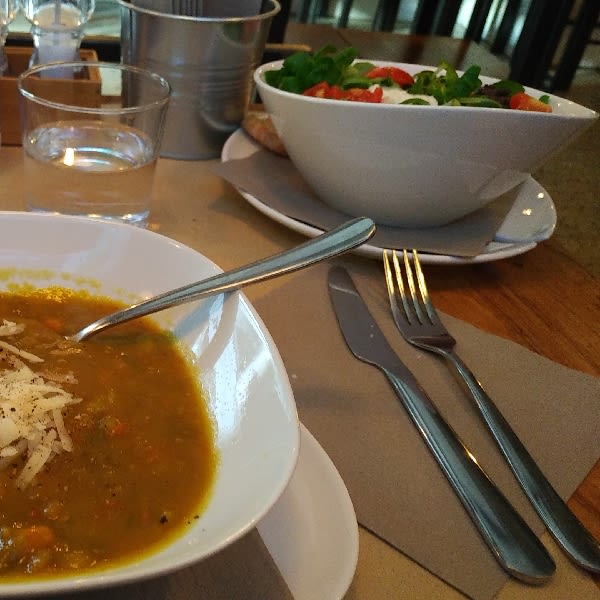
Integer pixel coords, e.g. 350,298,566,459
71,217,375,341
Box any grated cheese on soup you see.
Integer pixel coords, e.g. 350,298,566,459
0,320,81,489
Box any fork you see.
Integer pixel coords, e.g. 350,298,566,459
383,248,600,574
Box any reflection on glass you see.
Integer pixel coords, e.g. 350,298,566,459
21,0,95,71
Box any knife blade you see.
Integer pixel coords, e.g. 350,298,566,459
327,266,555,584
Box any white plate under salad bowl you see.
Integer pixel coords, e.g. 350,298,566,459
221,129,557,265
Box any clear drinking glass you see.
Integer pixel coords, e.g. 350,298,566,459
18,61,171,227
21,0,95,71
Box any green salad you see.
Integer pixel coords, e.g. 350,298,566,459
263,46,552,111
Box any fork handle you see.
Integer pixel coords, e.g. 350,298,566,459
446,350,600,573
383,367,555,583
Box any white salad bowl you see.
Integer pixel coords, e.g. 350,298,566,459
0,212,300,596
254,59,598,227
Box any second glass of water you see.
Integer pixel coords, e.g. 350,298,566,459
17,61,171,227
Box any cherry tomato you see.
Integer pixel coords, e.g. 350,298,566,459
303,82,383,103
509,91,552,113
344,86,384,103
303,82,332,98
366,66,414,87
327,84,347,100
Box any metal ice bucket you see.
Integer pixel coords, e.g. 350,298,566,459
119,0,280,159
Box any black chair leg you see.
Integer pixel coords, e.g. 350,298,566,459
267,0,292,43
464,0,494,42
411,0,462,36
338,0,353,28
412,0,438,34
434,0,462,36
509,0,574,89
296,0,308,22
490,0,522,55
297,0,318,23
372,0,401,32
308,0,325,23
550,0,600,90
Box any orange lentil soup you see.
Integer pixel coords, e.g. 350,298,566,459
0,288,217,580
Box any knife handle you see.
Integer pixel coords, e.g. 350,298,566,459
383,367,556,583
447,350,600,573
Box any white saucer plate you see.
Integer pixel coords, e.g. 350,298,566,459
258,424,359,600
221,129,557,265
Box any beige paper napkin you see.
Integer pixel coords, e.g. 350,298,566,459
213,150,516,257
253,261,600,600
57,530,293,600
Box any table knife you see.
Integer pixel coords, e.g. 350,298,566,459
327,266,555,583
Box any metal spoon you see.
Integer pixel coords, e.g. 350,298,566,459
70,217,376,342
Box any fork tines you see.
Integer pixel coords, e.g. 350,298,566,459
383,249,438,326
